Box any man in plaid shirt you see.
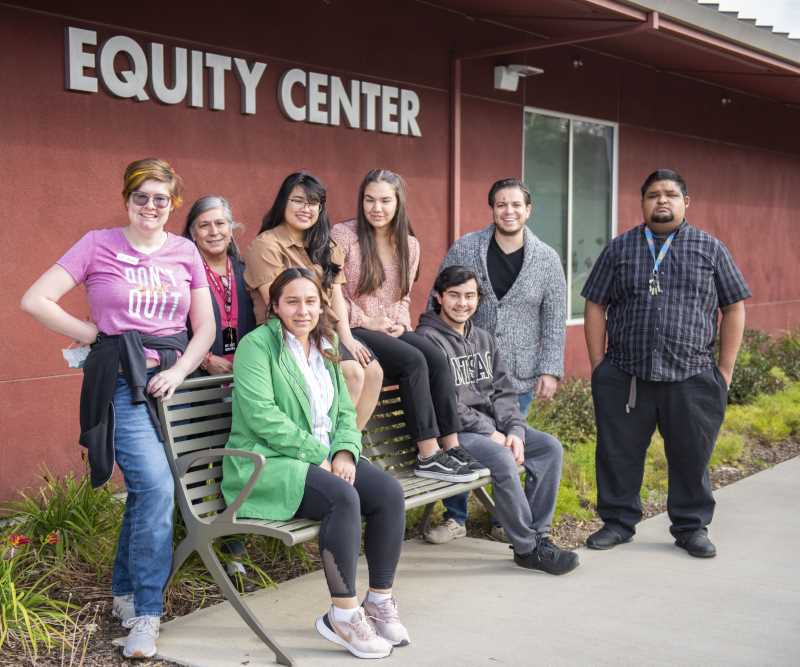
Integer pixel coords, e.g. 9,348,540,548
581,169,750,558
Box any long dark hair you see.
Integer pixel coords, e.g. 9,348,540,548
260,172,340,290
355,169,416,297
267,267,340,363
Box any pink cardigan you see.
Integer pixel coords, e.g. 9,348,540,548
331,220,420,331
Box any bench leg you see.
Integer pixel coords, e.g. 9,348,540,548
196,541,294,666
166,537,195,589
419,503,435,537
472,486,496,516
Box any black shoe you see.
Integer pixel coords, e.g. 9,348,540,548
586,525,632,550
414,450,479,483
514,537,580,575
447,446,491,478
675,530,716,558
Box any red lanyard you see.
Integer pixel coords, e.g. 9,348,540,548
203,256,236,328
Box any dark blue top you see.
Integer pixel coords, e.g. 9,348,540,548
581,221,751,382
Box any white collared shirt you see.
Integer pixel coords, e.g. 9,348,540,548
285,331,334,450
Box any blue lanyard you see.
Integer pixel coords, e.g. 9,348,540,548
643,226,676,275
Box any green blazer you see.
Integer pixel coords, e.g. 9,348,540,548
221,317,362,520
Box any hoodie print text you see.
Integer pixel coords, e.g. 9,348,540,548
450,351,493,386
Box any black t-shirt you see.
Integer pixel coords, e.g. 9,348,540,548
487,235,524,300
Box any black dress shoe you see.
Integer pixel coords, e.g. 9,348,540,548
586,525,632,550
675,530,716,558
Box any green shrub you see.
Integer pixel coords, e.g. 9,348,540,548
725,329,787,404
0,547,75,658
2,470,123,572
528,378,595,448
710,431,746,466
768,328,800,381
553,441,596,522
720,383,800,446
641,434,668,504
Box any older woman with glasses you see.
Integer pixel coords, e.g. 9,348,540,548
21,158,215,659
183,195,256,375
243,171,383,430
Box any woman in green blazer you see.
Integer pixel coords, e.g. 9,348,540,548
222,267,409,659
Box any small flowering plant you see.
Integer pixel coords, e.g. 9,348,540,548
5,533,32,559
9,533,31,547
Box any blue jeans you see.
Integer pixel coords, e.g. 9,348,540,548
110,375,174,617
443,391,534,525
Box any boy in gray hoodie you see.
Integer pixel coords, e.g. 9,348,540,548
417,265,579,575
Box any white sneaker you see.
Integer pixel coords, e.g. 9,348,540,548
122,615,159,659
111,594,135,624
424,518,467,545
315,606,392,659
363,596,410,647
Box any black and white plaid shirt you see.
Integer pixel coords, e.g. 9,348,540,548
581,221,751,382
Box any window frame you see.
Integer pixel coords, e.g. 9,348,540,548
521,106,619,325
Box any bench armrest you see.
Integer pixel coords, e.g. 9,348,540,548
175,448,265,523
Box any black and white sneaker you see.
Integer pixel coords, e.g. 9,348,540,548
447,446,491,478
414,450,479,483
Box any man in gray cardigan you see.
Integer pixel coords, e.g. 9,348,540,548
417,265,577,575
425,178,567,543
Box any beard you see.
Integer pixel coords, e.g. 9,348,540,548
650,210,674,223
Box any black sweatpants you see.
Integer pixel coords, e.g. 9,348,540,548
294,458,405,598
352,329,461,441
591,359,728,538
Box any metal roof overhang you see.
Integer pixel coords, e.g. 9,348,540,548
428,0,800,239
425,0,800,105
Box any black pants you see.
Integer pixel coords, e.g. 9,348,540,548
294,458,405,598
353,329,461,441
591,359,728,538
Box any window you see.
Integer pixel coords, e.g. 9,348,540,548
523,108,617,321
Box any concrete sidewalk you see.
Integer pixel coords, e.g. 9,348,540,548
151,457,800,666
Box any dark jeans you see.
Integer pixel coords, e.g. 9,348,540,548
591,359,728,538
352,328,461,441
294,458,405,598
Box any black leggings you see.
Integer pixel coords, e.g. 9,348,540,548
294,458,405,598
352,329,461,441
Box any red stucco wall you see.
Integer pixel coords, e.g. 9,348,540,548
2,2,799,501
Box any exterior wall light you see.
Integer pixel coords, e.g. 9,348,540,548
721,96,733,106
494,64,545,92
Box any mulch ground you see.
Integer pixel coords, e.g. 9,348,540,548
5,440,799,667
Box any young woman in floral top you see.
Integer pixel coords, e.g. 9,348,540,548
332,169,485,483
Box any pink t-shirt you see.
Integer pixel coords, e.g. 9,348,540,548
58,228,207,359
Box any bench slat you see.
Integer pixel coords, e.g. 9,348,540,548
174,433,230,456
186,482,222,501
362,440,416,457
170,416,232,438
182,465,222,485
165,385,232,406
192,498,226,516
168,402,232,422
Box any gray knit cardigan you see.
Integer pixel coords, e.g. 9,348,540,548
429,224,566,393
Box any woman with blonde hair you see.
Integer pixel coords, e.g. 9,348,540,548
21,158,215,659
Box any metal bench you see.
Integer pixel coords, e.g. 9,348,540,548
158,373,498,666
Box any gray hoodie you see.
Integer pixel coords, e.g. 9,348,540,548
417,312,526,441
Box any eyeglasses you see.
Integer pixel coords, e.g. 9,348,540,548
130,192,171,209
288,197,321,210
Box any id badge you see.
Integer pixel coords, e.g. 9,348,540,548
222,327,238,354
